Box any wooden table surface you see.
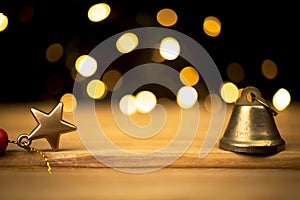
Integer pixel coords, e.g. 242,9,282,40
0,100,300,200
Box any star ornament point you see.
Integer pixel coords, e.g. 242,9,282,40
28,102,77,151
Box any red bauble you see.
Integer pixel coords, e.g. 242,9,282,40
0,128,8,154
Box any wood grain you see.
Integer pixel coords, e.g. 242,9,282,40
0,100,300,199
1,167,300,200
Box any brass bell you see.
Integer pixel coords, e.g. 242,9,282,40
219,86,285,154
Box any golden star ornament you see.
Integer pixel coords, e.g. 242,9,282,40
27,102,77,151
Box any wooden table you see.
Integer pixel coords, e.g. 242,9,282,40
0,100,299,200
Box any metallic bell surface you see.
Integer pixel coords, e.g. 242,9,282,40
219,86,285,154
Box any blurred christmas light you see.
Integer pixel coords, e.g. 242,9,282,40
86,79,107,99
261,59,278,79
157,8,178,27
203,16,221,37
273,88,291,111
159,37,180,60
177,86,198,109
179,66,200,86
88,3,111,22
220,82,239,103
46,43,64,62
116,32,139,54
75,55,98,77
119,94,137,115
19,6,34,23
102,69,122,91
60,93,77,112
135,91,157,113
226,62,245,83
0,13,8,32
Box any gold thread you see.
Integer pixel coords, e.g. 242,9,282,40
8,139,52,173
27,146,52,173
8,139,18,145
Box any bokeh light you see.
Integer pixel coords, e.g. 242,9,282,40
226,62,245,83
273,88,291,111
88,3,111,22
135,91,157,113
0,1,297,109
19,6,34,23
75,55,98,77
119,94,137,115
159,37,180,60
102,69,122,91
0,13,8,32
261,59,278,79
46,43,64,63
177,86,198,109
220,82,239,103
60,93,77,112
156,8,178,27
179,66,200,86
203,16,221,37
86,79,107,99
116,32,139,54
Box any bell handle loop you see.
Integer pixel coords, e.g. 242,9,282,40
252,95,278,116
239,86,278,116
240,86,261,101
238,86,262,105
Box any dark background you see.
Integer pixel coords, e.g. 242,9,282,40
0,0,299,102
